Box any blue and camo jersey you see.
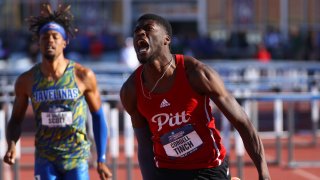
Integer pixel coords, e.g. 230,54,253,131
31,60,91,171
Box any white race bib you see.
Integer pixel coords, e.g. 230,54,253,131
41,111,73,127
160,124,203,158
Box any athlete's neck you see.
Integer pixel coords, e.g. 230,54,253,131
41,57,69,81
142,54,175,89
145,53,174,73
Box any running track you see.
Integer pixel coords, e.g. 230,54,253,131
2,134,320,180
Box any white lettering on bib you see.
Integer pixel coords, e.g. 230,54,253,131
160,124,203,158
41,111,72,127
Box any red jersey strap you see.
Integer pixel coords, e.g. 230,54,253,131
173,54,194,94
175,54,184,65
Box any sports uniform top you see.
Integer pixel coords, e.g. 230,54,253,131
135,54,226,170
31,60,90,170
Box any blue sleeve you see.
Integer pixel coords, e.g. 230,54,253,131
91,107,108,163
134,126,157,180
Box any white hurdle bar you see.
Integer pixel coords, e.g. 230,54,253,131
0,109,5,180
241,92,320,168
1,90,319,179
124,111,134,180
109,106,119,180
274,99,283,165
311,86,319,146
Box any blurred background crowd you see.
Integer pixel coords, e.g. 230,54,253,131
1,1,320,179
0,0,320,67
1,24,320,62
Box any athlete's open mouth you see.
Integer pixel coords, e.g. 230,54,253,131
45,45,55,51
136,39,149,54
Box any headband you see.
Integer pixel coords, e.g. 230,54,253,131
39,22,67,40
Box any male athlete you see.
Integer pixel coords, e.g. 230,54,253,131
120,13,271,180
3,3,112,180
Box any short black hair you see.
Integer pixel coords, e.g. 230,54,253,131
26,2,77,40
137,13,172,39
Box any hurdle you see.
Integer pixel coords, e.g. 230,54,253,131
0,92,139,180
311,85,319,146
246,92,320,168
109,106,119,180
227,90,320,172
124,111,134,180
0,109,5,180
0,99,21,180
1,60,320,179
285,93,320,168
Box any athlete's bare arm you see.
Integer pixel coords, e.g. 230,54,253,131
120,72,156,179
184,56,270,180
120,73,148,128
74,63,112,180
75,63,102,112
4,69,33,165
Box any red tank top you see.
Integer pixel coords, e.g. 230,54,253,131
135,54,226,169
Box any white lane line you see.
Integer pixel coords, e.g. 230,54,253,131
293,169,320,180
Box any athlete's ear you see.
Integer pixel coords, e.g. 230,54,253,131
63,40,67,48
164,35,171,45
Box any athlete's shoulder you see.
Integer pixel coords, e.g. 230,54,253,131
73,61,96,81
17,64,38,83
121,69,137,95
120,69,139,115
182,55,207,74
71,61,99,94
120,66,141,104
182,55,221,94
14,64,38,95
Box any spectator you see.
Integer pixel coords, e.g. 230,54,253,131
120,37,139,69
89,35,105,60
256,43,271,63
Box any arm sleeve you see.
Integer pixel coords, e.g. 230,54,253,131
134,126,157,180
91,106,108,163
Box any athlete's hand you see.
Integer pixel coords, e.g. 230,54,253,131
97,162,112,180
3,144,16,165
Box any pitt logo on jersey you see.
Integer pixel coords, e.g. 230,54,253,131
151,111,191,131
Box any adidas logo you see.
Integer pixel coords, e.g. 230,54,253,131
160,99,170,108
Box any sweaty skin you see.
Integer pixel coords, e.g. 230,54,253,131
120,18,270,180
4,30,112,180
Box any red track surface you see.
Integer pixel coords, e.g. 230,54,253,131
2,134,320,180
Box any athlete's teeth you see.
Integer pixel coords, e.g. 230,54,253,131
139,48,147,53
